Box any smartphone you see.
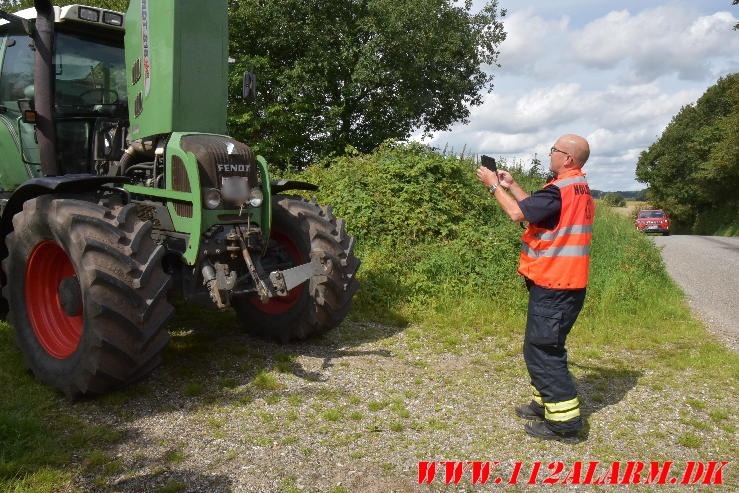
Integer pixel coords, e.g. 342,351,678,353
481,155,497,172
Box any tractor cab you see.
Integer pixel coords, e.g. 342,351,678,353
0,5,126,180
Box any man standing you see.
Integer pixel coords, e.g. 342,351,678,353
476,134,594,441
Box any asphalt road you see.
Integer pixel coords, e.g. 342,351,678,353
651,235,739,351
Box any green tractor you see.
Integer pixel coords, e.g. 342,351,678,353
0,0,359,398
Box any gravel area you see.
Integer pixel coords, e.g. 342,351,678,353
60,315,738,492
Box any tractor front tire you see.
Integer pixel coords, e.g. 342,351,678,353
2,196,174,398
233,196,359,342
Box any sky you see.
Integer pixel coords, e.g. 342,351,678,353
416,0,739,191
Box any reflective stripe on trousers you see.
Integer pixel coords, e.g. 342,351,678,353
544,397,580,422
531,388,580,421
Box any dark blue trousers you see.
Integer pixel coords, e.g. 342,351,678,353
524,280,586,433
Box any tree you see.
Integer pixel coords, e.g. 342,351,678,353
636,73,739,234
603,193,626,208
634,189,648,202
227,0,506,167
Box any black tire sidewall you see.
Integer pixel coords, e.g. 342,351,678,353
6,196,100,390
233,195,359,342
5,195,174,396
234,197,314,339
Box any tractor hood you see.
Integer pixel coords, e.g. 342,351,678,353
125,0,229,139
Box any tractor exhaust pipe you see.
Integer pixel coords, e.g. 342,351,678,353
33,0,58,176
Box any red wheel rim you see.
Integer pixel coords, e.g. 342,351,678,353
25,241,83,359
250,229,305,314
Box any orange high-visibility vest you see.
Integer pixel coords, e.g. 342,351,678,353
518,169,594,289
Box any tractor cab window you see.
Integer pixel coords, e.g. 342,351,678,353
0,31,126,116
0,29,126,172
53,31,126,173
0,34,35,116
54,31,126,116
0,33,39,166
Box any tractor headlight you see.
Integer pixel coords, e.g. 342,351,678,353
203,188,222,209
249,188,263,208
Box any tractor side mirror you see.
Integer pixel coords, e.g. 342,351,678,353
242,71,256,100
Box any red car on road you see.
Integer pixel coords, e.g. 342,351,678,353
636,209,670,235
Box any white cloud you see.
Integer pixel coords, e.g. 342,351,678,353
572,10,635,68
572,6,739,82
464,83,584,134
477,132,544,154
583,83,702,133
497,9,570,76
420,1,738,190
427,82,697,153
587,128,652,157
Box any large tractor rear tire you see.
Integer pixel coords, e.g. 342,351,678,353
233,196,359,342
2,195,174,398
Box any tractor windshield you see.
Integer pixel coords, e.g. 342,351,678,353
54,31,126,116
0,30,126,117
0,28,126,172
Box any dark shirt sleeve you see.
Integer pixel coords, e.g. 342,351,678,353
518,185,562,229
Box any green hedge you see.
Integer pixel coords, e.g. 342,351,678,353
284,142,686,337
289,142,546,323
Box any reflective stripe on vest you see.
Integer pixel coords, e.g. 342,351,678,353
552,176,586,188
521,244,590,258
530,224,593,241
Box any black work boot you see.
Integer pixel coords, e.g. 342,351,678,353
514,401,545,420
524,421,582,443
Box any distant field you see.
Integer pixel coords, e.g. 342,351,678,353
610,200,647,217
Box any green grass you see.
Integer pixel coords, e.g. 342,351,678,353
252,370,281,390
0,325,125,491
322,409,342,422
165,449,185,464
